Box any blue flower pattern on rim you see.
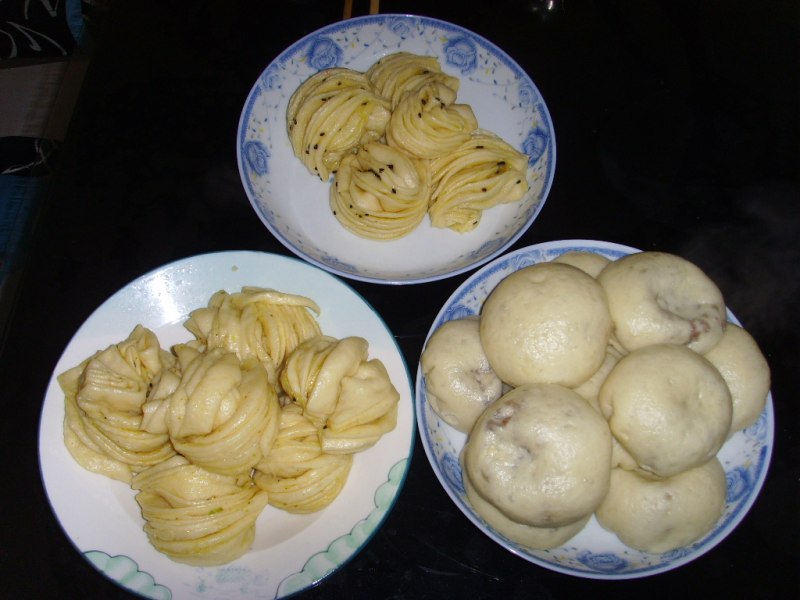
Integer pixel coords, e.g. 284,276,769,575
259,65,282,91
417,242,773,578
387,16,413,38
442,452,464,494
727,464,755,503
576,550,629,573
244,140,269,176
518,82,538,107
523,125,549,166
443,302,475,323
443,36,478,75
237,14,557,283
747,408,770,441
662,545,694,561
306,36,343,70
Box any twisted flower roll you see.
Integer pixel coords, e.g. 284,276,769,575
428,130,529,232
385,82,478,159
185,286,321,385
280,335,368,428
59,325,177,483
366,52,460,108
284,52,534,240
132,455,269,566
140,361,183,435
280,335,399,453
254,403,353,513
320,358,399,455
287,67,391,181
59,282,405,565
330,142,431,240
155,345,280,479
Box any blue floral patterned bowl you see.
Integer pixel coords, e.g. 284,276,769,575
237,15,555,284
415,240,774,578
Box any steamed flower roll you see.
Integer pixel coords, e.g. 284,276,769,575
184,286,322,385
287,67,391,180
59,325,176,483
159,345,280,479
132,455,269,566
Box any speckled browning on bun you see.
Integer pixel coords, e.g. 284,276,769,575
596,458,727,553
463,469,590,549
597,251,726,354
421,317,503,433
598,343,732,477
479,262,612,388
704,323,771,436
463,383,612,528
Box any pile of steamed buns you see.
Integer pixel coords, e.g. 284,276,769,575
421,250,770,553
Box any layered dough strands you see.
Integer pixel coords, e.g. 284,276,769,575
132,456,269,566
184,286,321,385
287,67,391,181
254,403,353,513
330,142,431,240
385,82,477,159
287,52,531,240
59,286,400,566
366,51,460,109
60,325,177,483
429,131,530,232
141,345,281,481
280,335,400,454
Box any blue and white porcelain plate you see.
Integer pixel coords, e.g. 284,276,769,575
237,15,555,284
415,240,774,579
39,251,415,599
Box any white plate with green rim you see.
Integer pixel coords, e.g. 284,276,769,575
39,250,415,599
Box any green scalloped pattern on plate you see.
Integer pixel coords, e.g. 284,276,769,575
276,458,408,597
85,550,172,599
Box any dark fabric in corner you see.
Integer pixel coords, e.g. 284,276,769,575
0,0,86,59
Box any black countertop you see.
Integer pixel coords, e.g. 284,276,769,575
2,1,798,598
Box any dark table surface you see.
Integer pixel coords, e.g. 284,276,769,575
2,1,798,598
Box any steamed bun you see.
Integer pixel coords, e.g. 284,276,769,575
479,262,612,388
598,343,732,477
596,458,727,553
421,317,503,432
463,383,612,528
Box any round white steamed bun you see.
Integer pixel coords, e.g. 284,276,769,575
463,469,590,549
598,343,732,477
479,262,612,388
551,250,611,278
704,323,771,436
463,383,612,528
595,457,727,553
421,317,503,432
597,251,726,354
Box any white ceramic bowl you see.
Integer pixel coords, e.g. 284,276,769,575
237,14,555,284
415,239,774,578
